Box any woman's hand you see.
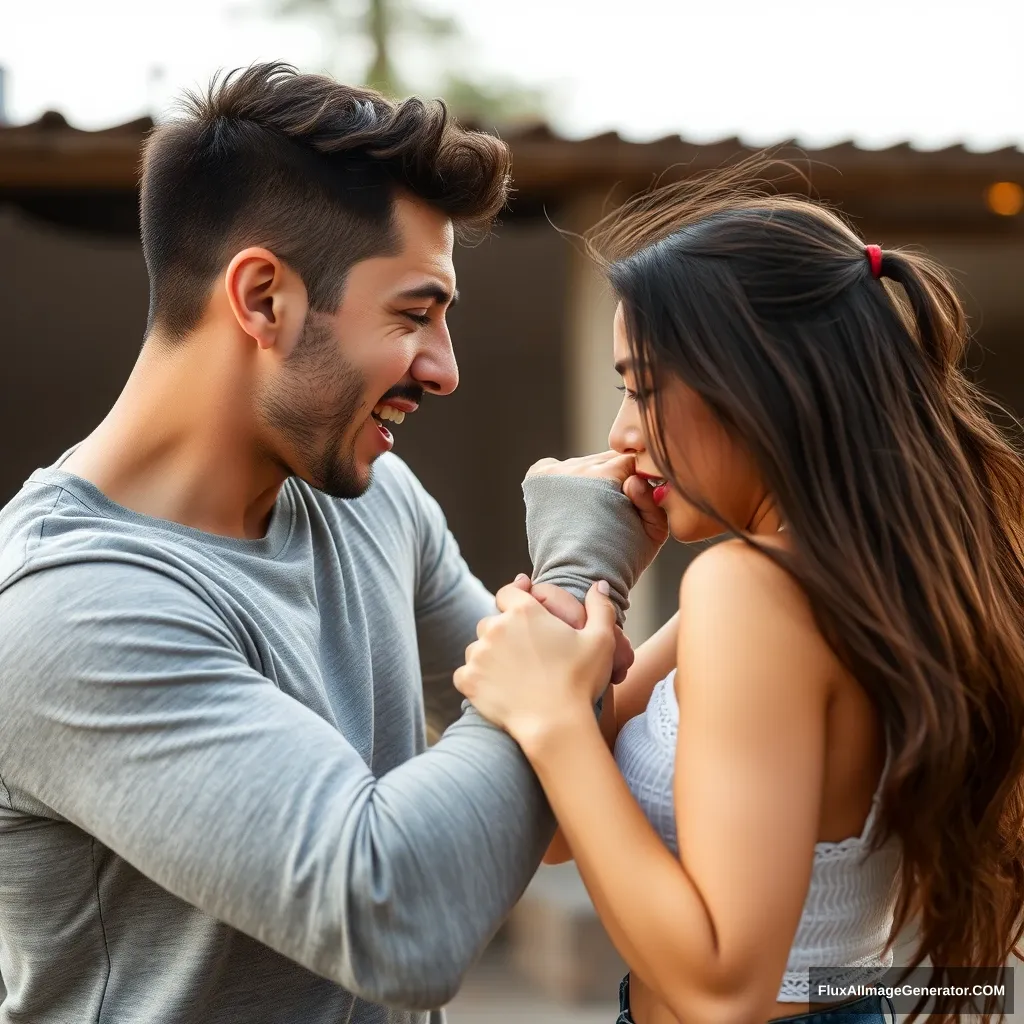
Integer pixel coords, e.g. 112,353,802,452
527,451,670,564
454,580,618,749
525,577,635,685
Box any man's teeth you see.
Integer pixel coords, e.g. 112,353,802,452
373,404,406,425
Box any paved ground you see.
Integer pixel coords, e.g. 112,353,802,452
446,927,1023,1023
446,946,613,1024
446,946,1024,1023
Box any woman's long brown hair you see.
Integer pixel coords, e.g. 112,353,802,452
587,158,1024,1022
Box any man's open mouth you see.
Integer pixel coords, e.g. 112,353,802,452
370,400,418,445
371,403,407,426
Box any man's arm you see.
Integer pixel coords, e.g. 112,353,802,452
409,462,654,879
0,475,651,1014
412,466,651,730
0,562,551,1010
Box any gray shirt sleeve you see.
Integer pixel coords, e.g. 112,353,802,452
416,471,653,727
410,479,497,733
523,474,653,627
0,474,648,1011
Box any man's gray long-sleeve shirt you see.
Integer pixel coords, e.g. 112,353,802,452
0,450,646,1024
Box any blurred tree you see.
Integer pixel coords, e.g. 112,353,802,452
267,0,548,126
439,71,548,127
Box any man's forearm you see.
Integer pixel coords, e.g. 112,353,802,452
350,703,554,1004
524,475,651,625
402,472,649,999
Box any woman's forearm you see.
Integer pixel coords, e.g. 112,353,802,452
543,692,618,865
520,712,752,1023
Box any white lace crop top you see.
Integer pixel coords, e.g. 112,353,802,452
613,671,902,1002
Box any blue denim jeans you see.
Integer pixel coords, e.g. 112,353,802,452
615,975,892,1023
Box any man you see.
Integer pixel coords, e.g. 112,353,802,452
0,64,660,1023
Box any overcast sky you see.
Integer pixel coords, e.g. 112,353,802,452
2,0,1022,149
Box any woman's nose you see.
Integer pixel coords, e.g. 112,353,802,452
608,407,644,455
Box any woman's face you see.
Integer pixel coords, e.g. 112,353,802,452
608,303,770,542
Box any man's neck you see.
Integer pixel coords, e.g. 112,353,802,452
62,332,286,540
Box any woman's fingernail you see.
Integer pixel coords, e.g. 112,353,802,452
597,580,610,595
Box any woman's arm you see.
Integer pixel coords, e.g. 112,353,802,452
542,692,616,864
518,543,834,1023
542,615,678,865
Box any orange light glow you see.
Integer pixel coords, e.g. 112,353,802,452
986,181,1024,216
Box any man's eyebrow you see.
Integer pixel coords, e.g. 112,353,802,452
396,283,459,308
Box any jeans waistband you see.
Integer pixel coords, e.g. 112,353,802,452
615,974,892,1023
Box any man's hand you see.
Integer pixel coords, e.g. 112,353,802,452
526,450,637,485
621,473,671,553
510,575,634,685
526,451,669,570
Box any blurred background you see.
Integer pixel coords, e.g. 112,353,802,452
2,1,1023,1018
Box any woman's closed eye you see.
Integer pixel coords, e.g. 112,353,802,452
616,384,639,403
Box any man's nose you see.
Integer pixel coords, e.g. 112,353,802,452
411,330,459,396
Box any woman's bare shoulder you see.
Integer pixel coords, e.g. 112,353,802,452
679,538,833,671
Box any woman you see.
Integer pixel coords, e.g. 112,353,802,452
454,163,1024,1023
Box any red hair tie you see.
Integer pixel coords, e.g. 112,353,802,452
865,244,883,279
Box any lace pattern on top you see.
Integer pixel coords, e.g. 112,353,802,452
614,670,901,1004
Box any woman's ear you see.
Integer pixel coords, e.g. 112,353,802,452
223,247,307,357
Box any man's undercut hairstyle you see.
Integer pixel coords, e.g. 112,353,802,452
139,62,512,340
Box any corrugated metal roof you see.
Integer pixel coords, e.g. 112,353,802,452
1,114,1023,237
3,110,1022,164
493,124,1024,180
501,122,1024,160
0,111,156,136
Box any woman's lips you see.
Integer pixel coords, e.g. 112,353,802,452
635,470,670,505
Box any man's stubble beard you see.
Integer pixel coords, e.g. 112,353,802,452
258,314,373,500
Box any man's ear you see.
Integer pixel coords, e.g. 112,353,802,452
223,247,307,356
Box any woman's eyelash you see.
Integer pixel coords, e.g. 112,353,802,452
615,384,638,403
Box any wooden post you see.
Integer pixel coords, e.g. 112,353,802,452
562,191,659,648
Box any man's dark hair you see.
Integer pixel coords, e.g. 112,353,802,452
139,62,511,339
